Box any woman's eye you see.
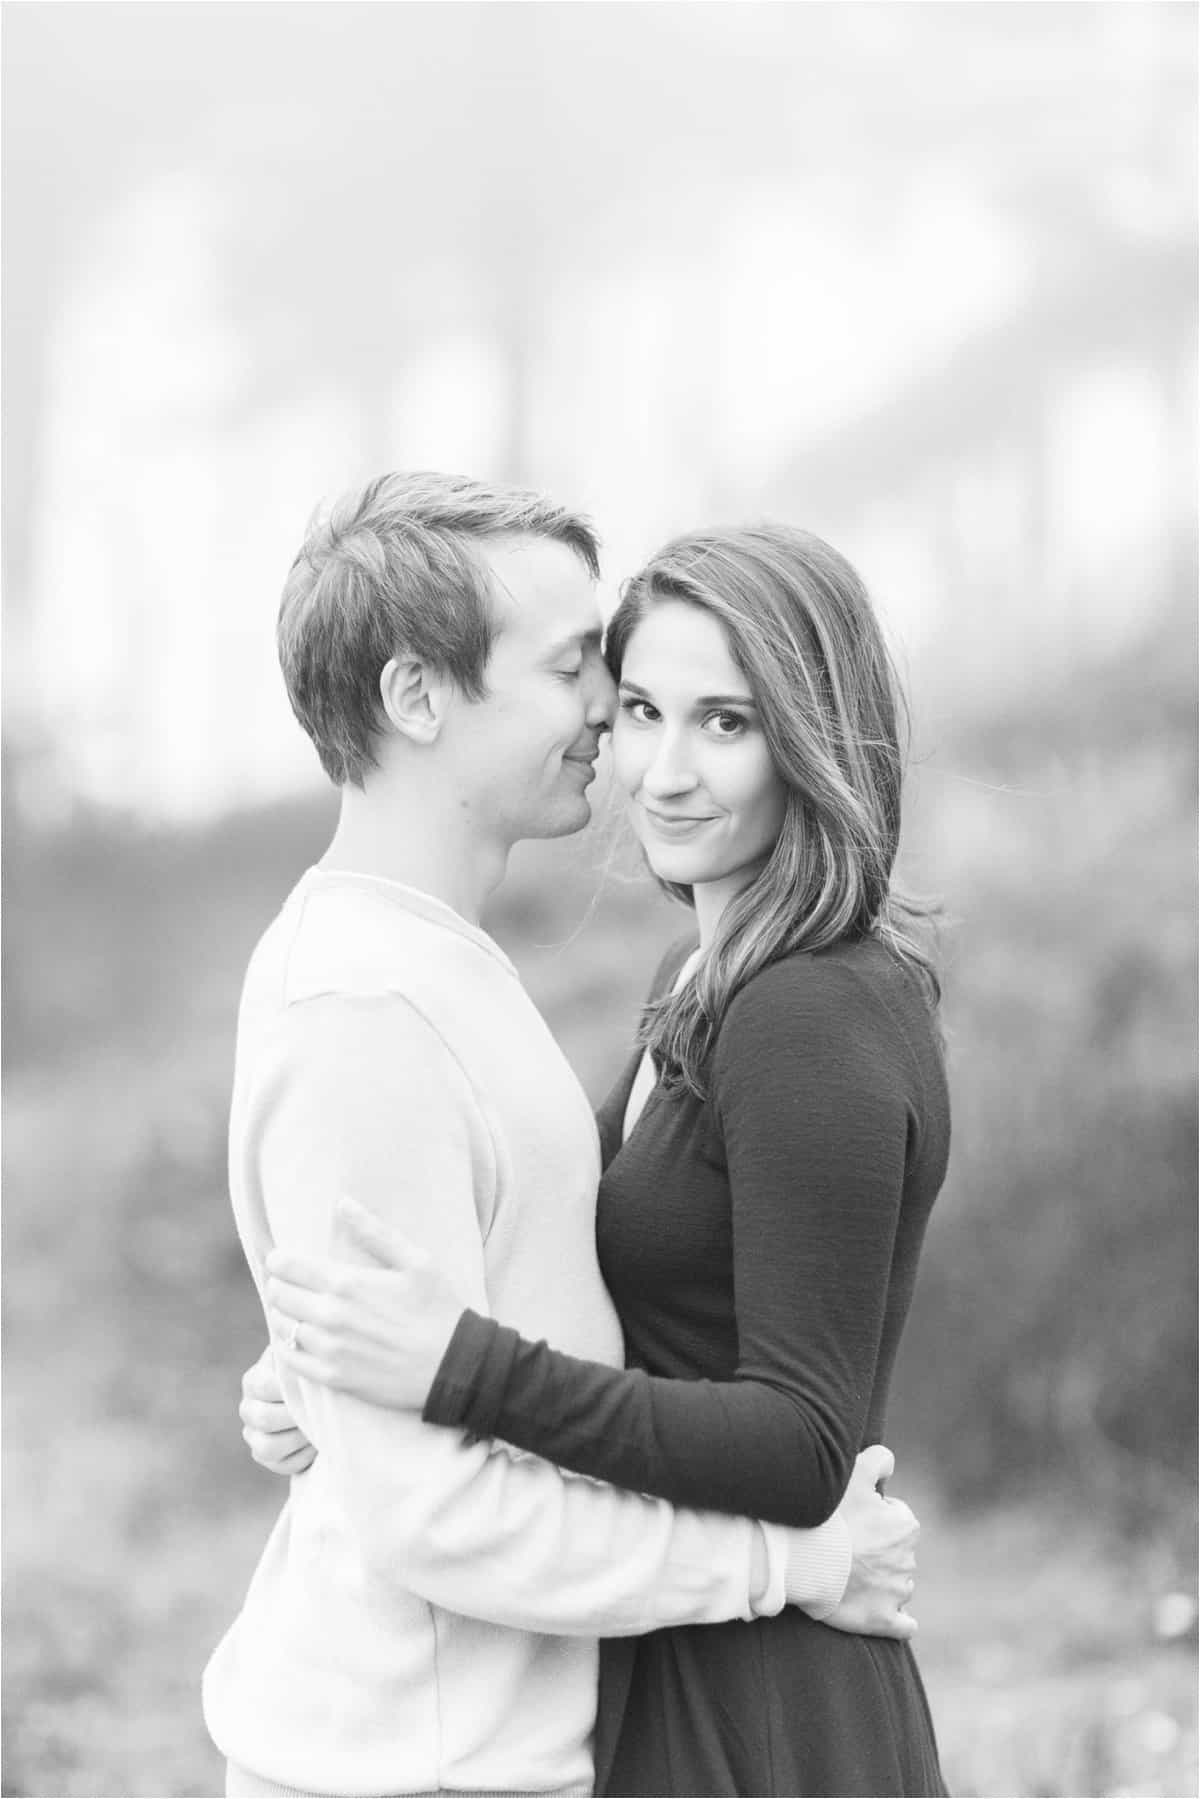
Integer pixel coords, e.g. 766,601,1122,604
556,665,583,682
618,697,658,724
705,710,748,738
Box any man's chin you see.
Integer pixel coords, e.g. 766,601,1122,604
528,796,594,841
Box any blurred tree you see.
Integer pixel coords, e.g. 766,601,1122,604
198,1,1194,485
7,2,1193,548
3,1,1194,821
890,587,1198,1517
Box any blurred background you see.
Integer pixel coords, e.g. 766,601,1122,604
3,5,1197,1796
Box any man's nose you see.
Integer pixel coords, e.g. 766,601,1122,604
585,662,618,731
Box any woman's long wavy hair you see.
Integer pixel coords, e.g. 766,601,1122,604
605,522,942,1098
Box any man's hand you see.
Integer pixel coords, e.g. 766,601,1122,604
826,1445,920,1641
240,1343,317,1477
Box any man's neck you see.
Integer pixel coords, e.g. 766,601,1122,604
320,787,509,927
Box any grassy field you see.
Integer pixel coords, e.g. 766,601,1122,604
3,1021,1195,1799
4,632,1197,1798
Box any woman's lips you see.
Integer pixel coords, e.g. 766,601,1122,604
640,807,717,839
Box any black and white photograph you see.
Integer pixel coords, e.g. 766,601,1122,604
3,5,1197,1797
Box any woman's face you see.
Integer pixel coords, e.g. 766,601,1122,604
613,600,788,899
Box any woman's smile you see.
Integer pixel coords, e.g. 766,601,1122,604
639,806,719,840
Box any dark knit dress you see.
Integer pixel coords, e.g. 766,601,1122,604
426,935,951,1798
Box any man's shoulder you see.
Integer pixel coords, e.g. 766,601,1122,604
243,877,476,1014
236,893,482,1114
232,888,474,1095
288,882,433,1007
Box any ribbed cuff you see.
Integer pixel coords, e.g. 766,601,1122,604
226,1769,591,1796
423,1309,518,1439
763,1512,853,1621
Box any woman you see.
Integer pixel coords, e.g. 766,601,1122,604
255,523,950,1796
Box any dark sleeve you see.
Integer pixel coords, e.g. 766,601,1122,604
425,955,916,1528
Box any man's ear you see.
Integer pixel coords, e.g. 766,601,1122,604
378,657,454,746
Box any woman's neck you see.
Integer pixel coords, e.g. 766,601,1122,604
692,865,763,949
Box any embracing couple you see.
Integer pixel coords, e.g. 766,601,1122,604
202,472,950,1798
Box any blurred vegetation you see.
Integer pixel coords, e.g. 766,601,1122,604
3,7,1194,1792
3,596,1197,1797
891,589,1198,1526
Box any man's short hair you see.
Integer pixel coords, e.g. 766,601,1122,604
278,471,601,786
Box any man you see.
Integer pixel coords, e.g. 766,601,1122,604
204,472,919,1798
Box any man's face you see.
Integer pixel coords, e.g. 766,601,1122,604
445,536,616,846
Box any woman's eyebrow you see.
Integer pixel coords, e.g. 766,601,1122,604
620,678,757,708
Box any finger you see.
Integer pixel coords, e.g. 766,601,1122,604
239,1402,292,1437
266,1279,337,1327
278,1444,317,1474
246,1436,312,1477
857,1443,896,1488
263,1427,313,1460
335,1195,426,1271
274,1339,345,1392
887,1536,918,1572
889,1501,920,1541
265,1247,336,1290
269,1315,338,1366
255,1439,316,1467
239,1395,296,1433
242,1353,283,1403
881,1611,919,1641
242,1425,293,1468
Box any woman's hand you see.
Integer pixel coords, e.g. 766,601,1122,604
265,1195,466,1411
240,1343,317,1477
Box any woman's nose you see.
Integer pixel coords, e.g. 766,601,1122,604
641,732,699,796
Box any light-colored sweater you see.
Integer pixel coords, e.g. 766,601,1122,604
202,869,850,1797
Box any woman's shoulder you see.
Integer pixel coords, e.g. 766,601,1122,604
718,936,939,1076
725,933,888,1011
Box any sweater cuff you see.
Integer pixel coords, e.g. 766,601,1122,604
766,1513,852,1621
423,1309,519,1437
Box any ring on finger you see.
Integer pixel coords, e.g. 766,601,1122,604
282,1318,302,1354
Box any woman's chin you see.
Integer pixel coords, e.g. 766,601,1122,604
643,847,709,886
